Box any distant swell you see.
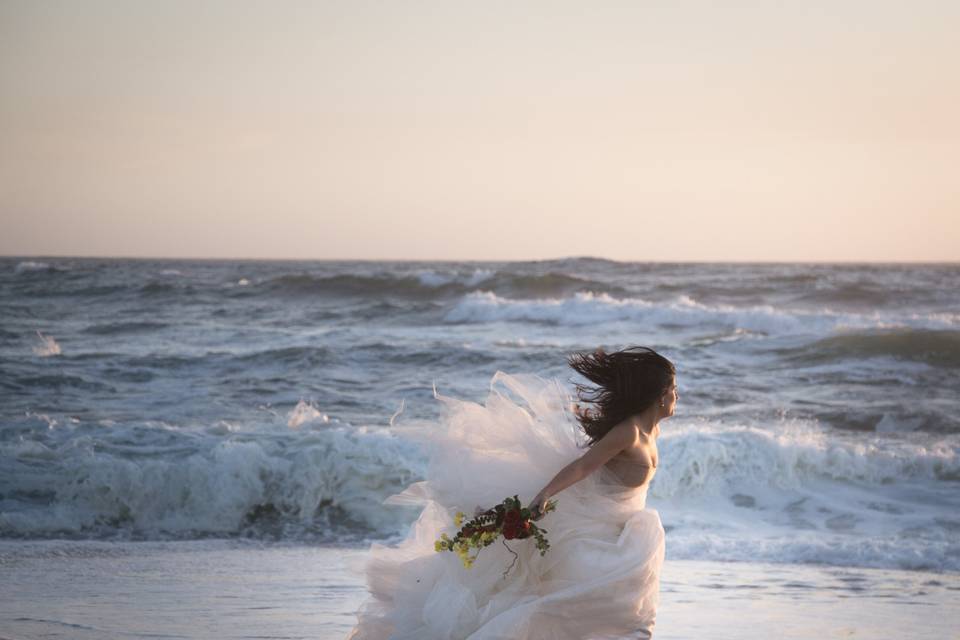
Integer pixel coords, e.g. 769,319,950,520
235,345,333,366
783,328,960,368
795,284,898,307
83,321,169,335
259,271,621,299
12,374,112,392
264,274,426,296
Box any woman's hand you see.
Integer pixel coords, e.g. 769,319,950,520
529,490,550,520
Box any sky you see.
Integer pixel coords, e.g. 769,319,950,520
1,0,958,262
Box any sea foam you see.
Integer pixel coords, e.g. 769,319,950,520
445,291,959,334
2,411,956,571
32,331,61,357
14,261,51,274
0,424,424,540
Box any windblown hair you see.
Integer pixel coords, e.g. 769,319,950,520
567,346,675,446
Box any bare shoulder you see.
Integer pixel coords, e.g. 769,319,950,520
602,419,640,448
581,420,642,471
613,420,657,455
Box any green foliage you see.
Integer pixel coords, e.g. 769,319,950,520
435,495,558,570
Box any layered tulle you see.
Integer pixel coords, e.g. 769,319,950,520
348,371,665,640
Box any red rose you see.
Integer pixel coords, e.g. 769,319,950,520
502,524,519,540
504,509,521,525
463,526,475,537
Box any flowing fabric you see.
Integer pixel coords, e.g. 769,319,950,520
348,371,665,640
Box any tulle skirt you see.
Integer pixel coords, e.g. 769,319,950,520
348,372,665,640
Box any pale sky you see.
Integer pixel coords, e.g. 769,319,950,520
1,0,958,261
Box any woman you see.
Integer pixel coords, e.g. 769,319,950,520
349,346,676,640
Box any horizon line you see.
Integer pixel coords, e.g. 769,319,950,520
2,253,958,266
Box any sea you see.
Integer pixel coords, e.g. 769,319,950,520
1,257,958,639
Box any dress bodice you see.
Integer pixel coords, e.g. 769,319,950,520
604,456,657,489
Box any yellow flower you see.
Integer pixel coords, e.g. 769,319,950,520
434,540,444,553
454,511,465,527
440,533,451,543
461,556,473,569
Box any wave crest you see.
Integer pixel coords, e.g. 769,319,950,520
0,426,424,540
444,291,959,333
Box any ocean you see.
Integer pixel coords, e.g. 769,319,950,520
1,257,958,638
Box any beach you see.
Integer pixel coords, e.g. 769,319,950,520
1,541,957,639
1,257,958,638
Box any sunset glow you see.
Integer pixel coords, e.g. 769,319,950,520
1,1,957,261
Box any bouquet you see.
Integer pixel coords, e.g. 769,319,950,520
434,495,557,573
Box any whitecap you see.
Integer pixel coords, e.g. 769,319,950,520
416,270,455,287
444,291,958,335
15,261,50,274
416,268,495,288
32,331,61,357
287,399,330,429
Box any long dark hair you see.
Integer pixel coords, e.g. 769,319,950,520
567,345,675,445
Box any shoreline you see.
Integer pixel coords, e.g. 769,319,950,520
2,540,957,639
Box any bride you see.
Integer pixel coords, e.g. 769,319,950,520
348,346,677,640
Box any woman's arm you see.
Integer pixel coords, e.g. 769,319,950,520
529,421,636,515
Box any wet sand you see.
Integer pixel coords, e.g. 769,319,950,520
1,540,957,639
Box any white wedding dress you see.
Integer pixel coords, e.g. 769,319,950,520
348,371,665,640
